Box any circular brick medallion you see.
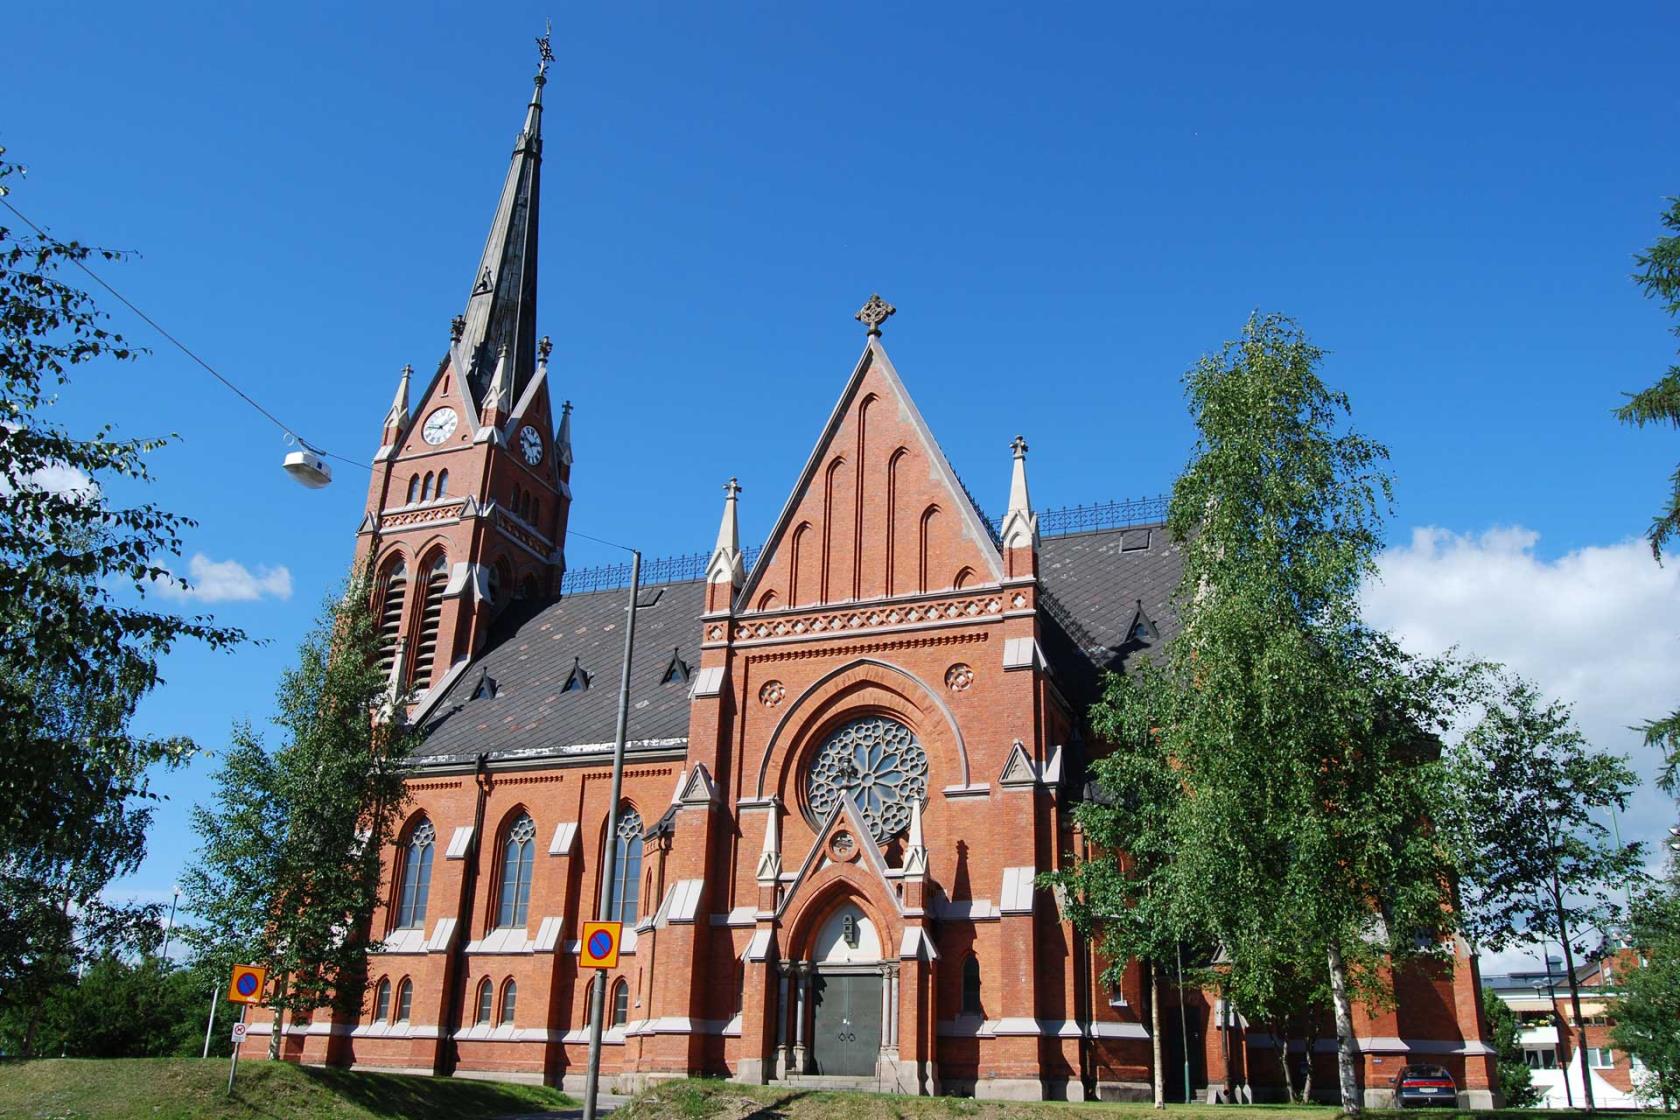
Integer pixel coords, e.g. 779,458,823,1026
945,663,975,692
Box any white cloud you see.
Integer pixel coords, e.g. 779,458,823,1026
0,460,101,503
1362,526,1680,850
155,553,293,604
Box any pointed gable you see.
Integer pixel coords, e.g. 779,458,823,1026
740,339,1003,612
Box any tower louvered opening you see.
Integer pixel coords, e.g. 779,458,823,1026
409,554,449,687
376,560,408,677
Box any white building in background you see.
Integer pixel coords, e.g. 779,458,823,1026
1482,952,1651,1110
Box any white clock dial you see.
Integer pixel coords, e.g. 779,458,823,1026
421,408,458,445
518,425,543,465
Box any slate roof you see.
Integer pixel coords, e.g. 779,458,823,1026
412,579,705,769
1037,523,1184,707
411,523,1184,769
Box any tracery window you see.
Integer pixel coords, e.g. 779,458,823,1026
805,715,928,842
395,819,435,929
602,808,643,925
497,813,536,928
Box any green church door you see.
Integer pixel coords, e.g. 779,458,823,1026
811,970,882,1077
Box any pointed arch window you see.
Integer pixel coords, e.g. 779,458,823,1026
611,979,629,1027
496,813,536,929
500,979,518,1026
395,819,435,929
475,978,494,1025
406,475,420,504
421,472,434,501
409,553,449,687
395,978,413,1023
376,558,408,679
603,808,643,925
435,469,448,499
961,955,983,1015
372,977,391,1022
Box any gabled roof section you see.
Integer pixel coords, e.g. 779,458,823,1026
738,337,1005,610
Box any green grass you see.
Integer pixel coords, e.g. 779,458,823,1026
615,1079,1598,1120
0,1058,574,1120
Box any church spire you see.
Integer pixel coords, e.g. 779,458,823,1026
454,46,548,410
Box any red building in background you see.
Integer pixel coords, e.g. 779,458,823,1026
238,52,1499,1106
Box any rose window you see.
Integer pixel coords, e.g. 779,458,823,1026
805,715,928,842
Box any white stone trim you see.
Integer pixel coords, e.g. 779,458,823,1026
1000,866,1037,914
548,821,578,856
445,826,474,860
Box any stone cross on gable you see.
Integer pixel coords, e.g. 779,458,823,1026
855,293,896,336
723,476,742,500
1011,434,1029,458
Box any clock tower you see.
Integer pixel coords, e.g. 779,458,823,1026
354,50,571,700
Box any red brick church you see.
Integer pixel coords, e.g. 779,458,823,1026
240,53,1499,1106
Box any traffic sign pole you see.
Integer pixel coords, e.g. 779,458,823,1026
226,1005,246,1095
582,549,640,1120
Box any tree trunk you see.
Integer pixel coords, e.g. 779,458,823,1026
1302,1025,1319,1103
268,971,288,1061
1150,963,1165,1109
1327,944,1361,1115
1273,1023,1296,1103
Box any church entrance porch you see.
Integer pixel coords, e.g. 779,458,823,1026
811,968,883,1076
774,901,908,1087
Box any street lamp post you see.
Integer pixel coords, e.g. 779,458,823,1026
581,549,642,1120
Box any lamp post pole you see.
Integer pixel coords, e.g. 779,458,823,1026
582,549,641,1120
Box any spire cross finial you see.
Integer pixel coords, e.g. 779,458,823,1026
535,20,555,75
562,399,574,416
1011,434,1028,458
538,335,553,362
855,293,896,336
401,363,414,378
723,476,742,500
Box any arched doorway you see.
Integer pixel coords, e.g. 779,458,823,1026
808,902,884,1077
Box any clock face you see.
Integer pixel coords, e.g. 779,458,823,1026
518,425,543,466
421,408,458,445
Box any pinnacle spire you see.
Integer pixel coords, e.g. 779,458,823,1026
1000,434,1039,552
453,52,546,410
385,364,412,430
555,398,574,467
707,477,746,589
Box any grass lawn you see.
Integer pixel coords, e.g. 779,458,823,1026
615,1079,1596,1120
0,1057,574,1120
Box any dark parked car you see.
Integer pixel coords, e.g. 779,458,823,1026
1393,1063,1458,1107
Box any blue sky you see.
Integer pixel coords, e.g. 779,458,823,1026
7,3,1679,933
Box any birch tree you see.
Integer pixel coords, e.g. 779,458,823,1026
1074,314,1469,1112
184,571,416,1055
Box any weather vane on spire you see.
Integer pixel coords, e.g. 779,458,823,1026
536,20,555,75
